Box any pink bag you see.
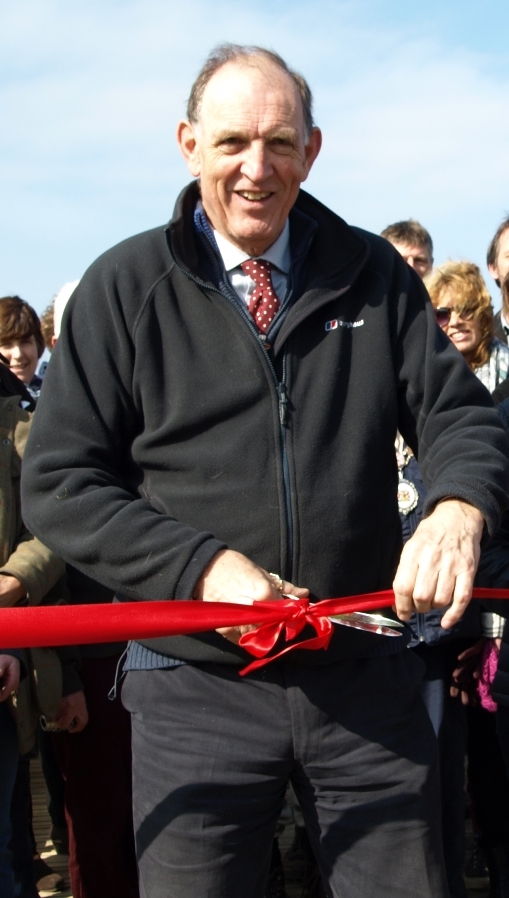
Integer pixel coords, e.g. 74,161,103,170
477,640,500,713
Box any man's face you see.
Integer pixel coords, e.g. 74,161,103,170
488,227,509,293
177,60,322,256
390,242,433,280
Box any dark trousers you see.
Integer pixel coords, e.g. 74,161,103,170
123,652,448,898
0,704,18,898
9,755,37,898
39,730,66,830
496,704,509,780
413,642,469,898
468,704,509,849
52,655,138,898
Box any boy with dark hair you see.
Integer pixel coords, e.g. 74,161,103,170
0,298,45,399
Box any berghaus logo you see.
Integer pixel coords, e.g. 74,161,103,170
325,319,364,331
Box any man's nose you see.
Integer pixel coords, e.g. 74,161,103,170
240,142,273,182
406,256,416,270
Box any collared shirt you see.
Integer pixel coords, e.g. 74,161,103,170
213,219,291,306
474,338,509,393
501,309,509,338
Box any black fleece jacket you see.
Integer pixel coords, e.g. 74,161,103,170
21,183,509,665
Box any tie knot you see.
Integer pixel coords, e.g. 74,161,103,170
240,259,272,283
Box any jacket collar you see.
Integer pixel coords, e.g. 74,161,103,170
165,181,371,350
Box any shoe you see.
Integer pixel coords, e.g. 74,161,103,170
464,835,490,889
33,856,66,893
264,865,287,898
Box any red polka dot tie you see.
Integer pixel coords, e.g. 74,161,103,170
240,259,280,334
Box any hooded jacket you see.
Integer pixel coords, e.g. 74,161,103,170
21,183,509,666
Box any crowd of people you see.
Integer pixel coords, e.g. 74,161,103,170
1,41,509,898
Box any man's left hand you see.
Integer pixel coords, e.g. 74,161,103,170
393,499,484,628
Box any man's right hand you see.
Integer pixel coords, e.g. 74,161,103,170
193,549,309,644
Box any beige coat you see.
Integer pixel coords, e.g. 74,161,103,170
0,395,64,602
0,394,68,752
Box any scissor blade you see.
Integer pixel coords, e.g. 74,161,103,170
329,612,403,637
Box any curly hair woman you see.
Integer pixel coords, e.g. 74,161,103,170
426,260,509,393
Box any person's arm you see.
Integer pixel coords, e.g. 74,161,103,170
0,407,66,605
0,534,66,606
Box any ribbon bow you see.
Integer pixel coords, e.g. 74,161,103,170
239,597,335,675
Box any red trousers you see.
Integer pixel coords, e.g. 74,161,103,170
53,654,139,898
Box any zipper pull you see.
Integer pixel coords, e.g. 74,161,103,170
279,383,288,427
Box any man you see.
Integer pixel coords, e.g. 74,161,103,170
21,45,509,898
381,218,434,278
383,216,481,898
488,218,509,343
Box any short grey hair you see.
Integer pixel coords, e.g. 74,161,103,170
186,43,315,138
380,219,433,257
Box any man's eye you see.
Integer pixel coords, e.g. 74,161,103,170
219,137,244,148
271,138,294,149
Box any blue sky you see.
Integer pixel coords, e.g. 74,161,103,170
1,0,509,313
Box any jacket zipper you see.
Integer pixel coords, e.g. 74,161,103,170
278,359,293,570
168,253,295,578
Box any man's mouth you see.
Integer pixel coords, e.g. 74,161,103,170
236,191,273,201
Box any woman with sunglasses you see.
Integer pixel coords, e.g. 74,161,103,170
427,260,509,393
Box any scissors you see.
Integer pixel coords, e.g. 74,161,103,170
329,612,404,637
281,595,404,638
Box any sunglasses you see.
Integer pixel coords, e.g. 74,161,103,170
434,306,474,327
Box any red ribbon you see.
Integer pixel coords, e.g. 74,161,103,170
1,588,508,676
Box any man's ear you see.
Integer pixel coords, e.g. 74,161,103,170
488,262,500,283
176,121,201,177
301,127,322,181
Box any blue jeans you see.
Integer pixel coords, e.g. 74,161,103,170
0,703,19,898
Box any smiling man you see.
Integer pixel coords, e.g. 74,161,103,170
21,45,509,898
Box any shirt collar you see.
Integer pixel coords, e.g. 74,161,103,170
212,218,291,275
501,309,509,333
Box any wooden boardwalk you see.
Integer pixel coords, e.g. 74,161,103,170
30,758,71,898
30,757,489,898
